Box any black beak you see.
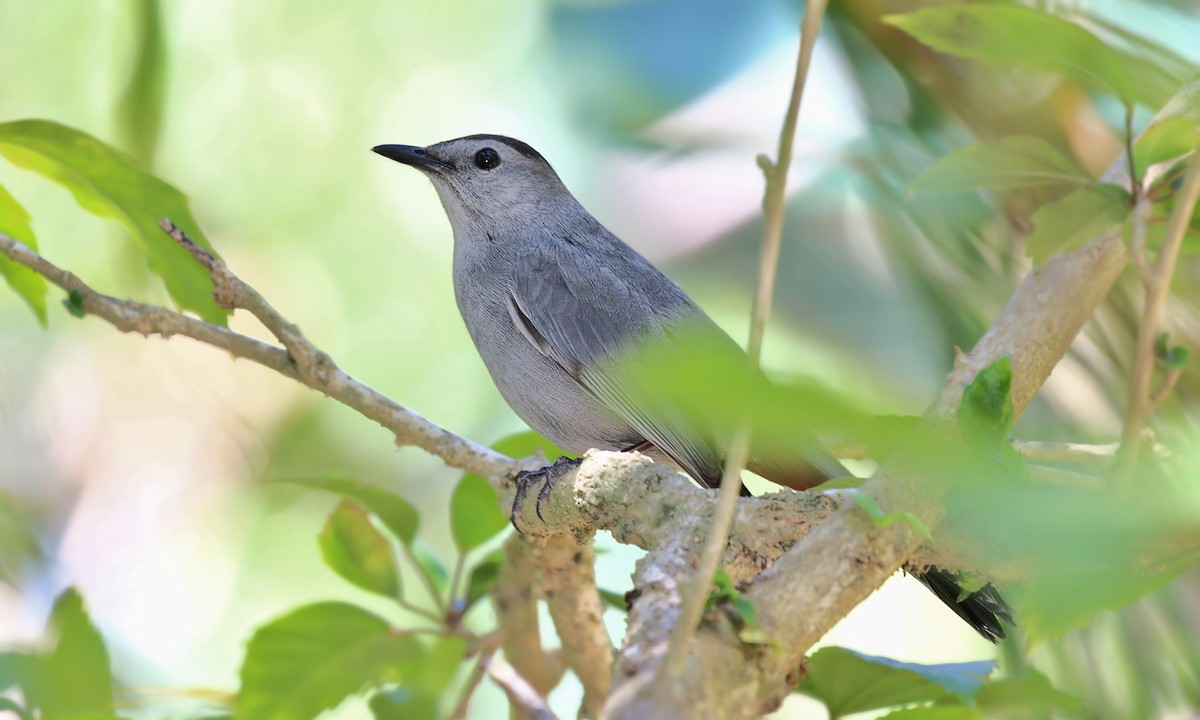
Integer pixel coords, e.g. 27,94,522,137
372,144,452,172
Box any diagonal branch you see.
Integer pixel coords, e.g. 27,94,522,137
0,229,513,481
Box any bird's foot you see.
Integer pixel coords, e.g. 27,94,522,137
510,456,582,533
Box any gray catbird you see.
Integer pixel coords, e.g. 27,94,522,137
373,134,1011,641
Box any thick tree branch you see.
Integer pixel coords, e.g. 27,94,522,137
493,535,565,706
614,230,1129,717
530,535,613,719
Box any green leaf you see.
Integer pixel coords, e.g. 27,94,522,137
1019,558,1190,643
958,356,1014,446
318,500,401,598
0,698,31,720
369,688,439,720
795,647,994,716
1133,116,1200,174
884,5,1136,105
463,549,506,610
704,569,775,647
910,136,1086,195
236,602,424,720
0,184,48,325
599,588,629,612
284,476,419,546
454,430,567,546
0,120,225,323
0,651,35,693
975,669,1083,717
850,490,934,543
27,588,115,717
450,474,508,553
1154,333,1190,370
486,429,569,465
1026,188,1128,266
880,708,980,720
408,636,466,696
410,540,449,592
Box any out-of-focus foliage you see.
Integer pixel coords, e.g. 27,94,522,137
1,0,1199,719
0,185,47,325
1,589,116,719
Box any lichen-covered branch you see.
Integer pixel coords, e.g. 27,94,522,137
608,231,1130,718
530,535,612,719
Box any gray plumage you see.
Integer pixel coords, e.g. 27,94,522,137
373,134,1011,641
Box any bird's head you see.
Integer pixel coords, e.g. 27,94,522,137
373,134,572,233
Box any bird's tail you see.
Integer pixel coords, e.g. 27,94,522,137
912,566,1013,643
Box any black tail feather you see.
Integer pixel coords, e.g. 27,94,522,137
913,567,1014,643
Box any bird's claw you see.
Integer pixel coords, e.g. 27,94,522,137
510,456,582,533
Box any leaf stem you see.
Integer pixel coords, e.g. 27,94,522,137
401,542,449,615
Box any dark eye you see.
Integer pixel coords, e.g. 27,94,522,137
474,147,501,170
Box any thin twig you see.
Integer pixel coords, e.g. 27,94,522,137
657,0,828,685
396,595,444,625
448,552,467,612
451,649,494,720
1117,153,1200,476
0,228,513,481
1148,366,1183,409
1130,196,1153,284
487,655,561,720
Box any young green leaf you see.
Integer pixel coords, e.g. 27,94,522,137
463,549,506,610
410,539,449,591
0,184,48,326
850,491,934,543
26,588,115,717
237,602,424,720
1154,333,1190,369
318,500,401,598
369,688,439,720
0,120,226,323
450,474,508,553
599,588,629,612
884,5,1136,105
910,136,1086,195
795,646,995,716
63,289,86,319
705,569,775,647
284,476,419,546
958,356,1014,446
1133,116,1200,174
974,669,1083,716
1026,188,1128,266
407,636,467,697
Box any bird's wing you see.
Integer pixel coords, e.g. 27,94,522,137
509,238,726,487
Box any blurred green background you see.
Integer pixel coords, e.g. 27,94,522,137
1,1,1199,718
